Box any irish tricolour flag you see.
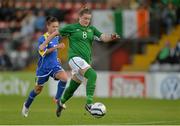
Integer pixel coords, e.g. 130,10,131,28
92,9,149,39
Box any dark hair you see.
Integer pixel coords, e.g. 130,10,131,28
79,6,91,16
46,16,58,25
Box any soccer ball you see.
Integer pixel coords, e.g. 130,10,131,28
90,102,106,118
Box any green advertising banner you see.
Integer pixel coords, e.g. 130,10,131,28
0,72,49,96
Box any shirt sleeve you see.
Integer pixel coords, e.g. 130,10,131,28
58,36,62,43
38,36,47,57
92,26,102,38
59,24,72,37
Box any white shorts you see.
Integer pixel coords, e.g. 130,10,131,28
68,57,90,81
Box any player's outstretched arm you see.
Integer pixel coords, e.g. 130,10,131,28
39,30,60,50
100,33,120,42
45,43,65,55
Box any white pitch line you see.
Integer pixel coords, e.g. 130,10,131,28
120,120,180,125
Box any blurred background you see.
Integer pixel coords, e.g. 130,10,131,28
0,0,180,124
0,0,180,99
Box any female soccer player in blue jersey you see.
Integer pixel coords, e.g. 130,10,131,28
22,16,67,117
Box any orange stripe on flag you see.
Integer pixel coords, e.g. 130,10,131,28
137,9,149,38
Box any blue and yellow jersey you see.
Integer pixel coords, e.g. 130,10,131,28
36,32,61,73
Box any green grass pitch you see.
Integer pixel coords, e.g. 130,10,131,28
0,95,180,125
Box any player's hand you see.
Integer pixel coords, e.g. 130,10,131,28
39,44,46,51
111,33,120,40
57,43,65,49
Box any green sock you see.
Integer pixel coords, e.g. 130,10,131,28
84,68,97,104
61,79,80,104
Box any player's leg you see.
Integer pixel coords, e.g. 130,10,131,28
24,85,43,108
56,74,81,117
66,57,96,113
22,85,43,117
80,67,97,113
61,75,81,104
60,57,86,104
60,73,95,115
22,76,48,117
80,67,97,104
54,71,68,101
50,66,68,117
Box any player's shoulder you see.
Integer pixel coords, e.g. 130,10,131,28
62,23,75,28
59,24,72,32
39,32,50,40
89,25,97,30
70,23,79,27
38,34,46,42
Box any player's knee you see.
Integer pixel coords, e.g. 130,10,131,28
34,85,43,94
61,75,68,82
72,75,82,84
92,71,97,81
89,69,97,81
55,72,68,82
85,68,97,82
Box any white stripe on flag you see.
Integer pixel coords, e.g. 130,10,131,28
123,10,137,38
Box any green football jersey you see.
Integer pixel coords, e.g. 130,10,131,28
59,23,102,64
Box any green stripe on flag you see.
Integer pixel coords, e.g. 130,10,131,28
114,10,123,37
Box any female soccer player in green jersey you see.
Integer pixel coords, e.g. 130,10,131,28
40,7,119,117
